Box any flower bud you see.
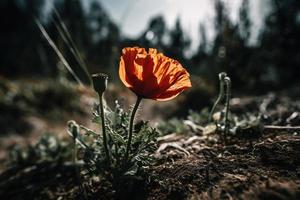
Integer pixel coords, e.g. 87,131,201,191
219,72,227,81
92,73,108,94
67,120,79,138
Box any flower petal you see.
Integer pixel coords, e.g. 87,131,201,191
154,71,191,101
119,47,146,93
119,47,191,100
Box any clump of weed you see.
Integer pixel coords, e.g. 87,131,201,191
157,118,189,135
9,134,72,168
67,74,159,197
157,72,265,144
1,134,76,199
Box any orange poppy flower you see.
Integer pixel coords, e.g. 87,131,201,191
119,47,192,101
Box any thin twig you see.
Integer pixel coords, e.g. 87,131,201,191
264,125,300,131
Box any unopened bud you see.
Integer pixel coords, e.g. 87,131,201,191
224,77,231,85
219,72,227,81
67,120,79,138
92,73,108,94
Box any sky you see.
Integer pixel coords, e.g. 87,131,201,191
98,0,269,52
46,0,269,53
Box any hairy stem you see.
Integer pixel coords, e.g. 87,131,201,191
124,96,142,165
98,92,110,163
73,137,87,199
209,73,226,122
224,77,231,142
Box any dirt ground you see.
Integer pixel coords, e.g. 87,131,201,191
0,126,299,200
145,131,300,200
0,88,299,200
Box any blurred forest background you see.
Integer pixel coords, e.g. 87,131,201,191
1,1,300,198
0,0,299,92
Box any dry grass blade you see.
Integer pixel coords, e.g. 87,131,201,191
35,19,84,86
52,7,92,85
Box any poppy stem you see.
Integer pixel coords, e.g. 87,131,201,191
124,96,143,165
98,92,110,163
209,72,227,122
224,77,231,143
68,121,87,199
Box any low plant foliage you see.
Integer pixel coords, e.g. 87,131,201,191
68,100,159,183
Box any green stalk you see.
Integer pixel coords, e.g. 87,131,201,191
69,123,87,200
224,77,231,142
73,138,87,199
98,92,110,163
209,72,227,122
124,96,142,165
